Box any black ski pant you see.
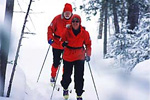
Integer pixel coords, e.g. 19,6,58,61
61,60,85,96
52,48,63,68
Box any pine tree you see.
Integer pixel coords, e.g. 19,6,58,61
107,13,150,71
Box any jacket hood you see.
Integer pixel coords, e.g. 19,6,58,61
71,14,81,24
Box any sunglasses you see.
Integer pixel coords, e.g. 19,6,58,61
72,20,79,23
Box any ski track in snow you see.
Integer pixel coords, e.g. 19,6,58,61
23,64,102,100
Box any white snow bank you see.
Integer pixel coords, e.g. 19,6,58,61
127,59,150,100
1,66,27,100
132,59,150,79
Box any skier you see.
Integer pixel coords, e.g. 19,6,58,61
60,14,92,100
47,3,73,85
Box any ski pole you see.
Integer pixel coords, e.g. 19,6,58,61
37,45,51,82
87,62,100,100
50,60,62,100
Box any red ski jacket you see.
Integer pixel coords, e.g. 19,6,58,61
47,14,72,49
61,26,92,62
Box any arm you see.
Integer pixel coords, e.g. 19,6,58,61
47,17,57,41
84,31,92,57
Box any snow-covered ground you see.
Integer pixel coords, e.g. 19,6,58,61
0,0,150,100
2,50,150,100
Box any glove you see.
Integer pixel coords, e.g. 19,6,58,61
62,41,68,47
85,56,90,62
48,39,54,45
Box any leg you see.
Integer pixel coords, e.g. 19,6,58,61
52,48,63,68
51,48,63,78
51,65,58,78
74,60,85,96
61,60,73,89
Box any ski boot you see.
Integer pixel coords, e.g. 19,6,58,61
63,89,69,100
50,77,56,87
77,95,82,100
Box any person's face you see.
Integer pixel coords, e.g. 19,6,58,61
64,11,72,19
72,18,80,30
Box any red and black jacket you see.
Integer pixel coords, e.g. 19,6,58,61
61,25,92,62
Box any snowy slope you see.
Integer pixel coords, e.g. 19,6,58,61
2,59,150,100
2,39,149,100
1,67,26,100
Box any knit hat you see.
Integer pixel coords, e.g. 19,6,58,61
63,3,73,13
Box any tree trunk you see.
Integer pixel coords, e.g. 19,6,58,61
127,0,139,33
98,0,105,39
112,0,120,33
0,0,14,96
103,0,108,57
120,0,126,24
6,0,33,97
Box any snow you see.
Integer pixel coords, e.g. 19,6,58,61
1,0,150,100
2,58,150,100
132,59,150,77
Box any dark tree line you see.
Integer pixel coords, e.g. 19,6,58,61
79,0,149,51
79,0,147,34
79,0,150,69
